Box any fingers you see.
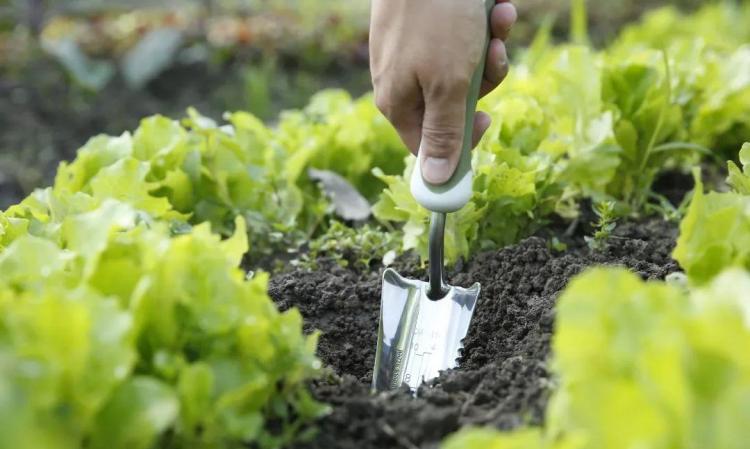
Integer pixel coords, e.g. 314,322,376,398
491,1,517,41
480,39,509,97
472,112,492,148
377,89,491,178
419,81,470,184
481,1,516,98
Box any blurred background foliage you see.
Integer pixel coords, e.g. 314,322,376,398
0,0,704,209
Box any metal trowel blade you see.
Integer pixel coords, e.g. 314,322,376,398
372,268,480,393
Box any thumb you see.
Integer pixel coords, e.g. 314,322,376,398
419,85,469,185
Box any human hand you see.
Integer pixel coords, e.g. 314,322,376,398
370,0,517,184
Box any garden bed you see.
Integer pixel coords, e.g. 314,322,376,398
2,3,747,446
269,217,679,449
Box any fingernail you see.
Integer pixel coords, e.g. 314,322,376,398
422,156,454,184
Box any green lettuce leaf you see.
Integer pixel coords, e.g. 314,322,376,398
0,200,325,449
88,377,178,449
727,142,750,194
673,168,750,285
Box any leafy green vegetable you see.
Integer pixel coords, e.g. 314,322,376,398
550,267,750,449
446,266,750,449
689,47,750,158
601,49,688,209
45,113,304,262
37,89,405,265
277,90,405,200
727,142,750,194
0,200,326,449
673,167,750,285
88,377,179,449
295,220,401,271
612,3,750,160
0,211,27,250
612,3,750,54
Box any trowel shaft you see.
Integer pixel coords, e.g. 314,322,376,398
427,212,449,300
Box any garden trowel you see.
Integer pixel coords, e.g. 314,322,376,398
372,0,492,393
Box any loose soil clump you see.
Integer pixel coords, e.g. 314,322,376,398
268,219,679,449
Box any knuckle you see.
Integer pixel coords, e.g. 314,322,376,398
425,72,471,100
374,91,395,118
421,124,464,157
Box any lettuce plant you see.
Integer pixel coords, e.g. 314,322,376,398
37,90,405,265
48,111,317,261
0,198,326,449
444,267,750,449
673,144,750,285
276,90,405,200
727,142,750,194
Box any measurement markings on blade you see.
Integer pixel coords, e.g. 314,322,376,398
406,325,443,388
390,349,405,390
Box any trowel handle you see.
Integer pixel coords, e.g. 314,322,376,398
410,0,494,213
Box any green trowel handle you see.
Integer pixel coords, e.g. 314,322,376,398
410,0,494,213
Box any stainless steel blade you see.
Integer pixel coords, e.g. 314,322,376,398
372,268,480,392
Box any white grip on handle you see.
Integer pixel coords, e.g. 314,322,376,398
410,155,474,214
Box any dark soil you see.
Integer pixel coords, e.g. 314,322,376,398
268,218,679,449
0,178,23,212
